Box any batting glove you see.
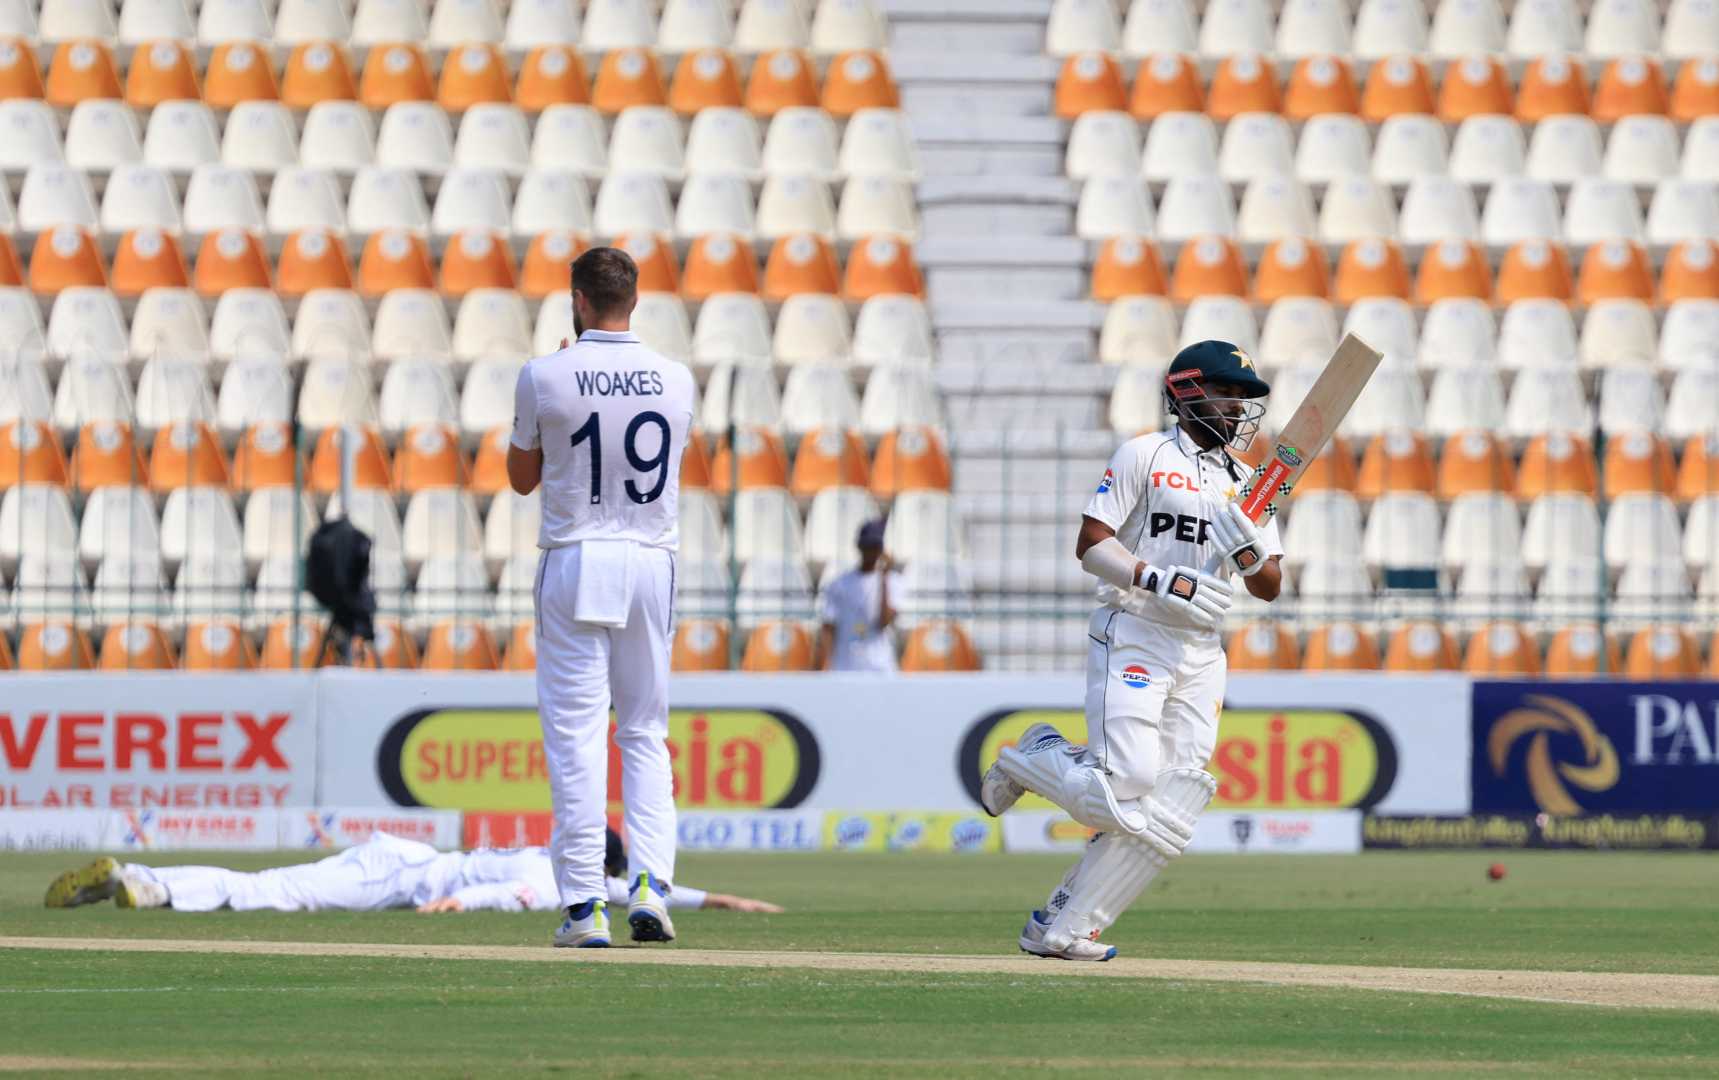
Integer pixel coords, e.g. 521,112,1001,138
1209,501,1267,577
1121,564,1234,630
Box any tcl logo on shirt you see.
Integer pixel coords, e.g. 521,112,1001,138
1150,471,1202,491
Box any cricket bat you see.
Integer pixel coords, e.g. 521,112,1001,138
1237,333,1384,524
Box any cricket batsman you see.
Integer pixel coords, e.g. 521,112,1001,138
980,340,1284,961
508,247,697,948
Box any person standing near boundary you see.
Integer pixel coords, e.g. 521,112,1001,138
507,247,697,948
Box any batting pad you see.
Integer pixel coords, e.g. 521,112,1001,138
997,737,1150,837
1042,833,1165,949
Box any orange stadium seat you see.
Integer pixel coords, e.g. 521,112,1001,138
900,621,982,672
184,615,257,677
469,427,512,497
1253,238,1330,302
1495,240,1573,304
1676,434,1719,503
98,621,177,671
842,236,923,300
499,624,536,671
1170,236,1247,301
1355,431,1434,500
1671,57,1719,122
1515,56,1589,123
791,427,871,498
1383,621,1460,672
0,632,13,670
358,230,436,295
1593,57,1669,122
1545,624,1622,676
440,231,518,295
1284,55,1360,120
594,47,668,114
393,423,470,494
18,622,96,671
1226,621,1300,671
709,427,790,493
30,226,108,292
440,44,513,112
871,425,950,498
70,422,147,493
1207,53,1280,119
669,48,744,114
1661,242,1719,303
112,229,190,296
0,236,21,286
741,621,818,672
359,44,435,109
205,43,281,108
1055,52,1128,118
45,42,123,107
672,619,732,671
1437,56,1513,122
682,233,760,300
1437,430,1516,499
1709,634,1719,679
0,37,45,100
1602,432,1677,497
746,49,819,116
277,229,354,296
351,619,420,670
521,232,589,299
1333,240,1411,303
681,430,713,490
1463,622,1542,676
422,620,500,671
231,422,301,494
1576,242,1654,304
260,616,330,670
0,421,69,488
1302,622,1381,671
1293,436,1358,496
618,233,681,292
1517,433,1599,500
308,426,391,495
194,229,273,295
283,42,359,109
763,234,842,300
1091,236,1168,301
125,40,199,107
822,50,899,117
1360,55,1436,122
1414,240,1492,304
149,421,230,492
1625,626,1703,678
1130,53,1203,119
516,46,590,112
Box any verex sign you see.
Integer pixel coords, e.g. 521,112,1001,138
1472,682,1719,815
0,675,317,809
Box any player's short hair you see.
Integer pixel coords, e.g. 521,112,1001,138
571,247,639,319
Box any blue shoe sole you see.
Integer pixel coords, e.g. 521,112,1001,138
578,939,610,949
629,911,672,943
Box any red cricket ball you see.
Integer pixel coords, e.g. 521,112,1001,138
1487,862,1507,882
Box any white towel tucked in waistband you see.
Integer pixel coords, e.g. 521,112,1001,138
572,539,633,628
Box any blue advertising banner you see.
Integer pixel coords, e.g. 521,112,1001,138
1472,682,1719,815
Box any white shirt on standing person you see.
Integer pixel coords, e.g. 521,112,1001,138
820,521,900,672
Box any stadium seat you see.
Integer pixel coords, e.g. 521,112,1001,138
258,616,329,669
1055,51,1128,118
1360,54,1435,121
0,420,68,489
430,0,505,46
1077,175,1156,240
671,619,732,671
1382,621,1459,672
1398,175,1479,245
181,618,255,670
308,425,392,495
1331,238,1410,302
898,621,981,672
594,47,668,114
1667,371,1719,444
414,556,497,636
498,623,536,672
17,621,97,671
1301,621,1380,670
439,44,513,112
1624,625,1702,678
1601,430,1677,497
204,42,280,108
516,46,591,112
45,42,124,108
1284,56,1360,119
230,422,300,494
740,619,817,670
1436,429,1515,499
1375,113,1449,185
1354,429,1434,500
1463,621,1541,676
709,426,790,492
1207,52,1281,119
870,425,950,498
804,485,880,574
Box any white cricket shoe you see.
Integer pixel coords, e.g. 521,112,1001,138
980,722,1065,815
627,872,676,943
44,857,121,908
114,876,168,910
1018,909,1117,962
553,899,611,948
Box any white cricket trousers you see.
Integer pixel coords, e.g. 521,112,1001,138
131,833,440,912
534,541,677,908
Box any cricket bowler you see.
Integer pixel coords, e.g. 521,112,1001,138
44,830,783,916
508,247,697,948
980,340,1284,961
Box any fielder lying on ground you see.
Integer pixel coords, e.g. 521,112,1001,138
44,830,783,915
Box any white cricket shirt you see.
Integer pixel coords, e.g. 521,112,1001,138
511,329,697,550
820,568,903,672
1084,425,1284,622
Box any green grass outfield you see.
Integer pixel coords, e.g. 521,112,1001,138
3,851,1718,1077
